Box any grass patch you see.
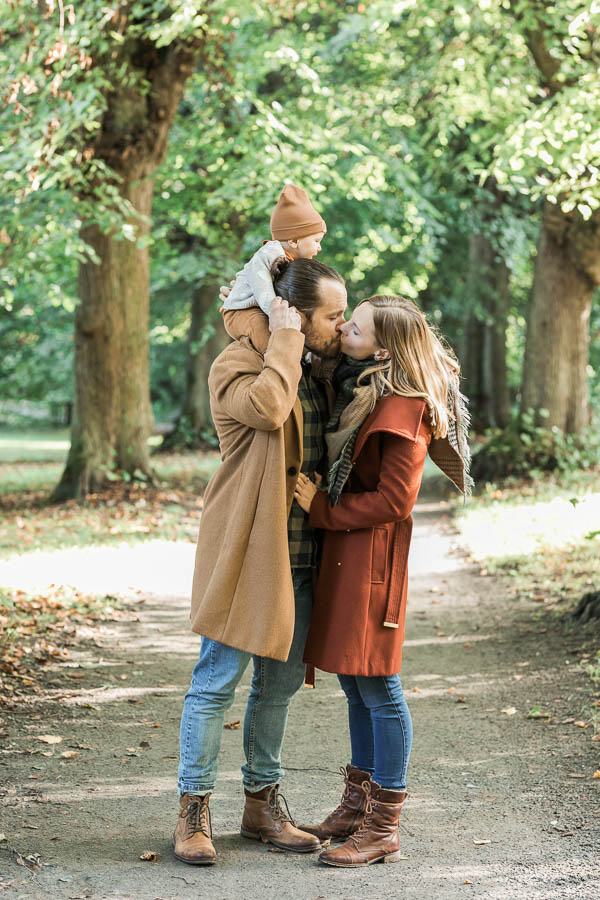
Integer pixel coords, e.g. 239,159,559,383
455,469,600,609
0,451,220,555
455,469,600,722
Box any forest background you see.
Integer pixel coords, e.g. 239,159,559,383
1,0,599,676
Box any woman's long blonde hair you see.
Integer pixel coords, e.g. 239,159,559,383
356,295,460,439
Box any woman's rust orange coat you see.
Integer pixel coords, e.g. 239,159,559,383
303,394,431,677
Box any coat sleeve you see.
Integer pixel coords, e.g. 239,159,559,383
309,430,428,530
210,329,305,431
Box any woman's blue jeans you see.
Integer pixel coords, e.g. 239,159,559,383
178,569,313,796
337,673,413,790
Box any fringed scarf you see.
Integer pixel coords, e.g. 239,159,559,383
325,356,377,505
324,357,473,505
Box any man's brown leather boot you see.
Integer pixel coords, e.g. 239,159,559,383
301,764,371,841
241,784,321,853
318,783,407,867
173,793,217,865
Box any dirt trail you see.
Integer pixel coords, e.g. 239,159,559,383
1,502,599,900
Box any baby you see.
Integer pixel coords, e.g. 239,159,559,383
223,183,326,317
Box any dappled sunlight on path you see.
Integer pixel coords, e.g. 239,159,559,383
0,539,195,596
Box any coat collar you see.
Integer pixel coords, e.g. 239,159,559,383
353,395,427,460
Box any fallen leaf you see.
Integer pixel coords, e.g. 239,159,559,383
463,642,473,649
562,718,575,725
66,673,85,680
446,687,456,694
410,687,422,693
139,850,159,861
224,720,241,730
592,734,600,743
593,771,600,779
527,707,550,719
464,880,473,885
501,707,517,716
513,674,523,681
60,751,78,759
473,839,491,846
14,851,42,871
37,735,62,745
567,773,585,778
573,721,588,728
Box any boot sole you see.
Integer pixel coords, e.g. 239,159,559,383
173,851,216,866
319,850,403,867
240,827,321,853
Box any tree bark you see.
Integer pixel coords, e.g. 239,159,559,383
54,42,195,500
520,202,598,433
161,281,230,450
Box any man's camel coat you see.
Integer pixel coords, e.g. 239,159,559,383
190,327,307,662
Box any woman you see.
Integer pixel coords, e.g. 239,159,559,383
294,295,471,868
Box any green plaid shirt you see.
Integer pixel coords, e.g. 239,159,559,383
287,358,329,568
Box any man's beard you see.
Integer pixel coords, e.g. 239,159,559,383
304,326,342,359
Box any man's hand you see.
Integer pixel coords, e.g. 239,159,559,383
219,280,235,304
294,472,319,512
268,296,301,333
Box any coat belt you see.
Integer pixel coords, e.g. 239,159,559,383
383,520,411,628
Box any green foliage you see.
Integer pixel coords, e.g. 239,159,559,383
1,0,598,431
471,408,600,481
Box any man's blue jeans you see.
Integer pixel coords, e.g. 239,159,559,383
338,673,413,791
178,568,313,795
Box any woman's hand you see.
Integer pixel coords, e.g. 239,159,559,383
294,472,321,512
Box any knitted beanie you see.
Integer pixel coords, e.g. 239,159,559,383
270,184,327,241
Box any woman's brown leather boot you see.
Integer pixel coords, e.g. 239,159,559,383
301,764,371,842
318,782,407,867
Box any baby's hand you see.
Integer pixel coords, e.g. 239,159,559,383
269,296,301,333
219,280,235,304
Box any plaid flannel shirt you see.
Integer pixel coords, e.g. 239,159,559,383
287,358,329,568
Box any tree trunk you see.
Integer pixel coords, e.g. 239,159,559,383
520,202,598,433
161,282,229,450
462,233,511,430
53,43,195,500
54,179,154,499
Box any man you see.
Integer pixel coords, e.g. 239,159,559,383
174,258,347,865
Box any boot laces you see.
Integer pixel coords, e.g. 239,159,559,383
268,786,295,825
181,794,212,839
345,781,374,848
325,766,352,819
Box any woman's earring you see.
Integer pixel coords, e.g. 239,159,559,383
375,349,390,361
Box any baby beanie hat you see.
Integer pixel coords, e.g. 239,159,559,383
270,184,327,241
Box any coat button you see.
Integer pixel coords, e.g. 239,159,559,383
287,466,297,476
337,562,341,566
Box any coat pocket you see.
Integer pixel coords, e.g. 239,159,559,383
370,526,389,583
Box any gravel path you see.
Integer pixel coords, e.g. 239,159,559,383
1,502,599,899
